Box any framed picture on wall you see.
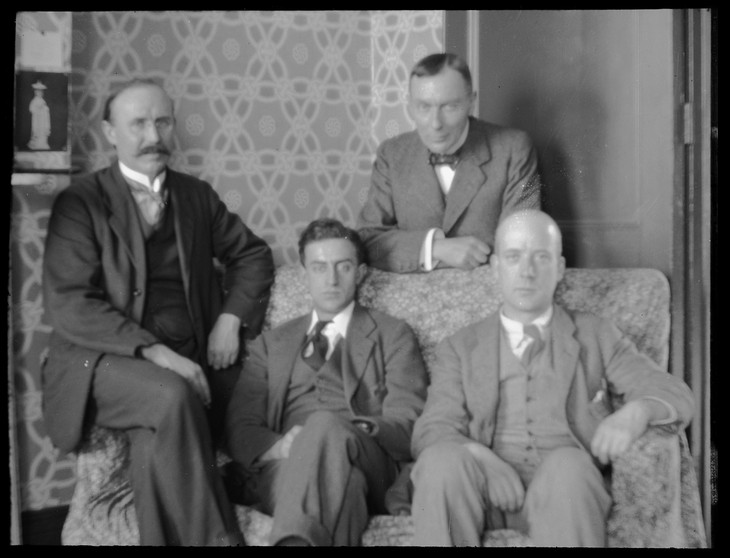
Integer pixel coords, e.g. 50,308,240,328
14,70,68,153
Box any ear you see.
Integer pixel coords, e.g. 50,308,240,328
406,97,415,121
557,255,566,282
101,120,117,148
355,262,368,286
468,90,477,114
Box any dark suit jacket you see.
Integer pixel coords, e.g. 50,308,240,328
358,117,542,272
226,303,428,472
412,304,694,462
42,162,275,453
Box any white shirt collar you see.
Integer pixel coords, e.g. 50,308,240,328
118,161,166,194
308,300,355,340
499,305,553,353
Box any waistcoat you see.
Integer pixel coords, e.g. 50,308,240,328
282,340,349,432
140,198,197,359
492,327,579,479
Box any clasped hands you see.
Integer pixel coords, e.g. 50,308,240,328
433,235,491,270
466,399,656,512
140,313,241,407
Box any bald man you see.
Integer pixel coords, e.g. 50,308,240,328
42,78,274,545
409,209,694,546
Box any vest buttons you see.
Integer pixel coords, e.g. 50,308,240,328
133,289,143,296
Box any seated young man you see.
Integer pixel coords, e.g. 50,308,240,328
410,209,694,546
225,218,428,546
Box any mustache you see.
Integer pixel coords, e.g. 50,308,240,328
138,145,171,156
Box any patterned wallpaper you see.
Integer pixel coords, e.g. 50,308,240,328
11,10,443,512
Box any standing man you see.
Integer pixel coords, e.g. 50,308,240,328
225,218,428,546
42,78,275,545
358,52,542,273
409,209,694,546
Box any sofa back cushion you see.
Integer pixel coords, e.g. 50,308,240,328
264,265,670,371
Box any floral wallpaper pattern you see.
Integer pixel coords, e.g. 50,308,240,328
11,10,443,511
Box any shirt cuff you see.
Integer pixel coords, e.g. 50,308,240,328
640,395,679,426
419,228,445,271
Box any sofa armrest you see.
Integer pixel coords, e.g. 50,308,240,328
607,425,686,547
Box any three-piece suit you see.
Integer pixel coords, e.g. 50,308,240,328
226,302,428,545
42,162,274,545
410,304,694,546
358,116,542,272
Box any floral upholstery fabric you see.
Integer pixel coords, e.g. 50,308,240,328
61,265,706,547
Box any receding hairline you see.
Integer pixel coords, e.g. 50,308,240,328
409,53,473,93
495,210,563,255
103,79,173,123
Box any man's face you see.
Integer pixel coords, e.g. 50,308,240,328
493,214,565,323
408,67,475,155
302,238,366,321
102,84,175,180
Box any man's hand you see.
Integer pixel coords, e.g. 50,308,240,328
590,399,663,465
207,313,241,370
433,236,491,270
464,442,525,512
140,343,211,406
258,425,303,462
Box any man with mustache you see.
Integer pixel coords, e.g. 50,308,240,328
358,52,542,273
409,209,694,546
42,79,275,545
225,218,428,546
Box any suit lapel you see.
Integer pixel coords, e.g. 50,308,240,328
341,304,377,405
169,171,195,305
407,143,446,217
549,305,581,390
270,315,310,406
103,162,147,284
472,314,501,423
443,118,493,234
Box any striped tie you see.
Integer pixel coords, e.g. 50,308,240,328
521,324,543,367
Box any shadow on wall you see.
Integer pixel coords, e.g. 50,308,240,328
507,85,607,269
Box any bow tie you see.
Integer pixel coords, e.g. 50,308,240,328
428,151,460,168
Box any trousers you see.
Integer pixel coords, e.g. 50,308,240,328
411,442,612,546
91,354,244,546
239,411,396,546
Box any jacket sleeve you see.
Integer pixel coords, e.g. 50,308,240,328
499,129,542,217
596,318,694,427
225,332,282,471
206,185,274,338
355,320,429,462
357,142,432,273
410,335,477,459
43,186,158,356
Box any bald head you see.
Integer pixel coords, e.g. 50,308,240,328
493,209,565,323
495,209,563,258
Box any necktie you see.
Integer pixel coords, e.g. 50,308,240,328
128,181,167,226
521,324,544,367
302,320,330,370
428,151,460,169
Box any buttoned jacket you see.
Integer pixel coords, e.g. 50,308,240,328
226,303,428,472
411,305,694,462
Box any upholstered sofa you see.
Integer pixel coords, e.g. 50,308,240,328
61,264,707,547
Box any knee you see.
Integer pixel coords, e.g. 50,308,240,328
302,410,352,439
150,370,200,418
413,443,477,489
